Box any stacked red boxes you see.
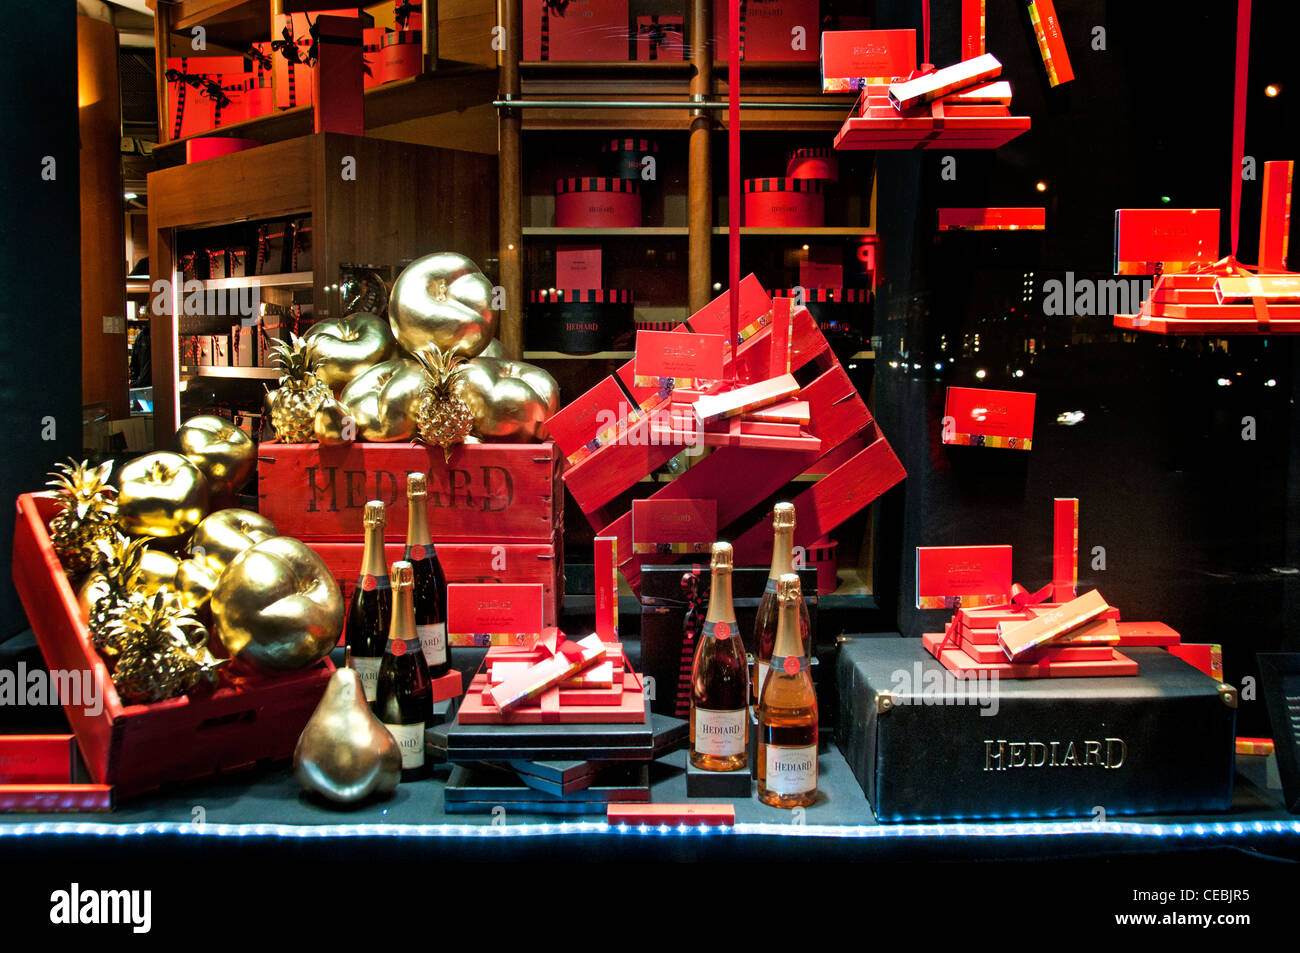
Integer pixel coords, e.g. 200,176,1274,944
272,8,372,110
256,443,566,629
165,56,253,139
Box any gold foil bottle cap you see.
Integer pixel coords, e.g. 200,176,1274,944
710,541,733,572
778,572,802,604
363,500,386,527
390,560,414,588
772,502,796,530
406,472,427,498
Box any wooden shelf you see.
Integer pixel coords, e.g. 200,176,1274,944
153,67,498,164
522,226,689,237
203,271,313,290
710,226,877,236
180,365,280,380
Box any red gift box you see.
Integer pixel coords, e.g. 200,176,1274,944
555,177,641,227
916,544,1013,609
313,15,364,136
942,386,1036,450
743,178,824,227
636,15,685,61
715,0,819,62
364,27,386,86
1259,161,1294,272
555,244,603,287
165,56,249,139
12,494,334,799
632,498,716,554
937,208,1046,231
835,80,1030,151
786,147,839,183
272,9,370,110
524,0,630,62
1027,0,1074,87
961,0,986,60
1114,208,1220,276
382,28,423,82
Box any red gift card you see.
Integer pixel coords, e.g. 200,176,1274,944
961,0,986,60
523,0,629,61
632,499,717,554
916,545,1013,609
1259,161,1294,271
820,29,917,91
447,584,545,635
799,247,844,288
546,375,632,462
937,208,1045,231
556,245,602,288
1053,497,1078,602
1114,209,1220,275
635,330,726,382
1028,0,1074,86
943,386,1036,449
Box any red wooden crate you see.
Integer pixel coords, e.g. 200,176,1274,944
257,441,563,542
12,493,333,800
307,536,563,630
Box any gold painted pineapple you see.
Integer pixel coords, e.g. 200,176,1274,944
412,345,474,462
80,535,151,649
102,590,226,705
46,458,119,578
266,333,331,443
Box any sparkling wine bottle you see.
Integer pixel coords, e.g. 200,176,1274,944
343,500,391,705
753,503,812,704
404,472,450,681
757,573,818,808
375,560,432,781
690,542,749,772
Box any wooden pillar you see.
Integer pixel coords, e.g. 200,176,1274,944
79,15,128,421
153,1,171,143
688,0,714,314
499,0,524,359
422,0,439,72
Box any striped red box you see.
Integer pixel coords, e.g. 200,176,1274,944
743,178,824,227
555,177,641,227
786,146,839,182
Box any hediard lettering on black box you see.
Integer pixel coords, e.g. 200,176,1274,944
303,466,515,514
983,737,1127,771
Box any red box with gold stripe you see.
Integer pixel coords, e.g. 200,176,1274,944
743,177,824,227
942,386,1036,450
1259,161,1294,271
555,177,641,227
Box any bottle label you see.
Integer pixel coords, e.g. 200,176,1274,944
771,654,808,675
693,707,747,756
711,620,733,640
418,623,447,666
388,636,420,658
350,656,382,702
765,743,818,796
385,721,426,770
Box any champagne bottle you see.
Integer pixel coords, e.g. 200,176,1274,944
757,573,818,808
690,542,749,772
344,500,391,705
405,472,451,680
376,560,432,781
753,503,812,703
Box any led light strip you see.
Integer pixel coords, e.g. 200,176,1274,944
1,819,1297,840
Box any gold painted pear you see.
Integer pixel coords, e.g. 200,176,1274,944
294,668,402,804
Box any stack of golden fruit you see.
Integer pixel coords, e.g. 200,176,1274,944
47,415,343,703
266,252,559,459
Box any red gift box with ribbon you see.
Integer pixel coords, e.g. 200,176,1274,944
272,8,371,110
165,57,249,139
524,0,630,62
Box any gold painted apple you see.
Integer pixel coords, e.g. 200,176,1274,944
389,252,497,358
188,509,277,574
303,312,399,394
458,355,560,442
116,452,209,540
338,358,425,442
211,537,343,672
176,415,255,499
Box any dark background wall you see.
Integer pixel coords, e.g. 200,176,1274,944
871,0,1300,737
0,2,82,637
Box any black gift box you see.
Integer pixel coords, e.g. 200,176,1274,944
444,762,650,814
836,638,1237,823
526,289,634,353
639,565,819,716
289,216,313,272
255,221,289,276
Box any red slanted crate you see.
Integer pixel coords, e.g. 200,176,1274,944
257,441,563,543
0,734,114,813
11,494,334,800
548,277,906,594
